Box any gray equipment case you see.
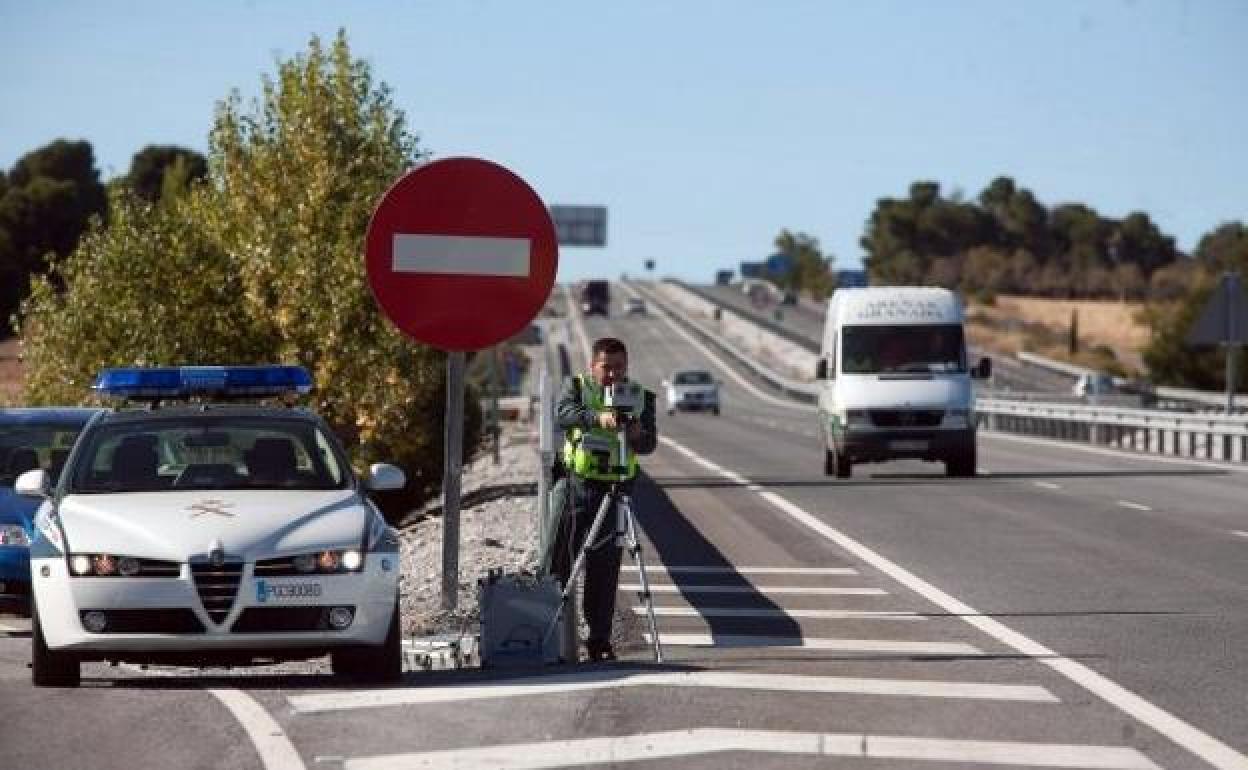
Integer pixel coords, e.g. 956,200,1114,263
478,569,567,667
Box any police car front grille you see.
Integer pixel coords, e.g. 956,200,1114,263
190,562,242,624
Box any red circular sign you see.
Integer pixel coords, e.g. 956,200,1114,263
365,157,558,351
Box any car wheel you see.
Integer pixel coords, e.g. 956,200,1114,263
333,594,402,683
31,597,80,688
945,448,977,478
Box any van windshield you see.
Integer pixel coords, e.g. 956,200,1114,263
842,324,965,374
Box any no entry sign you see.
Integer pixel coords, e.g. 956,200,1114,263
365,157,558,351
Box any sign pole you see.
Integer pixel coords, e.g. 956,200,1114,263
441,350,466,611
1228,273,1240,413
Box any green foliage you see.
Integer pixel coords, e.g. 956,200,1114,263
125,145,208,202
862,175,1180,299
771,229,835,299
0,140,107,335
18,31,480,520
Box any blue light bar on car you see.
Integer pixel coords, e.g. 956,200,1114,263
93,366,313,399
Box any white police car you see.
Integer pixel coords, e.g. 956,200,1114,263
16,366,407,687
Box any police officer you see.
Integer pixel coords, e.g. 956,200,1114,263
550,336,657,661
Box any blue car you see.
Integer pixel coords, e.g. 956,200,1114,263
1,408,100,615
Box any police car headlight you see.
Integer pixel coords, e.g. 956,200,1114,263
341,549,362,571
71,554,93,575
0,525,30,547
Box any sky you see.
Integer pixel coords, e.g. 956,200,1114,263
2,0,1245,283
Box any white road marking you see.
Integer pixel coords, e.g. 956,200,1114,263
661,434,1248,769
1117,500,1153,511
621,566,859,575
1034,481,1062,490
344,728,1159,770
617,282,811,411
0,618,28,633
392,234,529,276
620,584,886,596
983,429,1248,474
649,633,982,656
1231,530,1248,539
288,669,1055,714
636,607,923,620
207,688,306,770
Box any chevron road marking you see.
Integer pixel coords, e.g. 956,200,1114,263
343,728,1160,770
647,633,982,656
619,583,886,596
287,669,1057,714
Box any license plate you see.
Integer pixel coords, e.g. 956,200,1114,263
889,440,929,451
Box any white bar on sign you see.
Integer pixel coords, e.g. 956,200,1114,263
392,234,530,277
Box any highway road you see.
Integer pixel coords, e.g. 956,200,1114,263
1,282,1246,769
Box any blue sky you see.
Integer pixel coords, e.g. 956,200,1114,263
2,0,1245,283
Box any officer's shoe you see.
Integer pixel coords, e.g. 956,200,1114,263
585,640,616,662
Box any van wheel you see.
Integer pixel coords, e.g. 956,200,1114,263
946,449,977,478
31,598,79,687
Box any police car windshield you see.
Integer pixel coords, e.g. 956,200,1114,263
67,416,349,493
1,421,90,486
842,324,966,375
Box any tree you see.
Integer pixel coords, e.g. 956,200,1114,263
18,31,478,518
1194,222,1248,270
124,145,208,202
0,140,107,333
772,229,834,299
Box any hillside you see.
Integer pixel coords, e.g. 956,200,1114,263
965,294,1150,376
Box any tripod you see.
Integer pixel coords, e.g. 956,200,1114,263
544,424,664,663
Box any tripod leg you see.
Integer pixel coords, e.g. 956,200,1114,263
624,498,664,663
542,488,615,652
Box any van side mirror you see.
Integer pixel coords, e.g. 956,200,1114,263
16,469,51,498
972,357,992,380
816,359,828,380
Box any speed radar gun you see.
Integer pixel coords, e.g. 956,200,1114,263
543,380,664,663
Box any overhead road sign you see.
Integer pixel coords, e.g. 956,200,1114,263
365,157,558,352
550,205,607,247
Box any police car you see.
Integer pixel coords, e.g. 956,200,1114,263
16,366,406,687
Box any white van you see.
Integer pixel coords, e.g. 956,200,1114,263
815,287,991,478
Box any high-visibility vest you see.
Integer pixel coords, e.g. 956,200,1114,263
562,374,641,482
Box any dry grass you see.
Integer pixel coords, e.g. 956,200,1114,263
966,294,1150,375
0,337,22,405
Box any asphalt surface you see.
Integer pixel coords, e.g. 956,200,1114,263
1,282,1245,769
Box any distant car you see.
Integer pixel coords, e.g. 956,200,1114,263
663,370,721,416
1,408,100,617
21,365,406,687
626,298,647,316
1073,372,1116,398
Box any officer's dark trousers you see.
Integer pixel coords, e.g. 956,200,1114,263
550,474,624,647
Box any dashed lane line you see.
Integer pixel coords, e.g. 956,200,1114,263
1232,531,1248,539
287,669,1056,714
1033,481,1063,490
619,584,886,596
660,434,1248,769
1117,501,1153,511
647,633,982,656
343,728,1160,770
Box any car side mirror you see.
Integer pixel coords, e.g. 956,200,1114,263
16,469,51,498
973,357,992,380
365,463,406,492
816,359,828,380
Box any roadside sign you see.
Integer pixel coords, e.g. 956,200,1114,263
1187,272,1248,346
365,157,558,351
549,205,607,247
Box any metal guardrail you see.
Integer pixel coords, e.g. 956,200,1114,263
627,281,818,404
979,397,1248,463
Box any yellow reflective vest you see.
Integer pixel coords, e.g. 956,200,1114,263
562,374,640,482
